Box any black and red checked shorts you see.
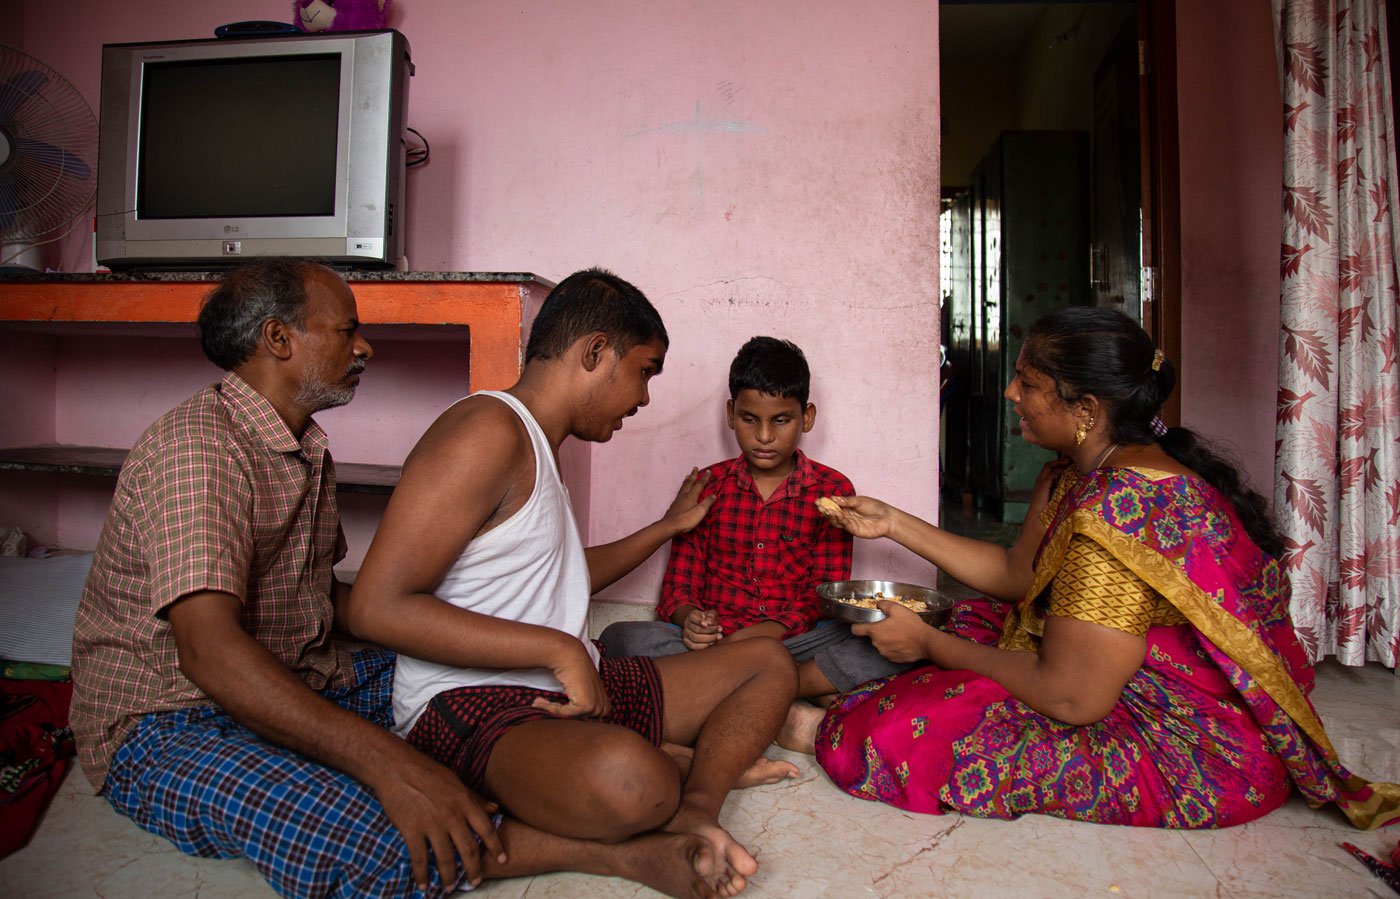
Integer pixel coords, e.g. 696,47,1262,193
404,655,665,792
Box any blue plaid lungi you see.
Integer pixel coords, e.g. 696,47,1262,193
103,649,460,899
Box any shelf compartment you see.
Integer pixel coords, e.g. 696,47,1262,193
0,444,400,495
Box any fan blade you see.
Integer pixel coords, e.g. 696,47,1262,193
0,168,18,233
0,70,49,125
14,137,92,180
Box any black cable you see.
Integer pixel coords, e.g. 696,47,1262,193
405,126,430,168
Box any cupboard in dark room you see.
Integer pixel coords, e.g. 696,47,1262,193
943,130,1089,521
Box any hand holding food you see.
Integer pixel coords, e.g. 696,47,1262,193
815,494,897,540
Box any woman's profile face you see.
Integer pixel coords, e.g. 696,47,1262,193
1004,346,1078,451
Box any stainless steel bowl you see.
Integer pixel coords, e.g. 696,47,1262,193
817,579,954,625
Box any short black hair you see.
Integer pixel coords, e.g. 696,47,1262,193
197,259,324,370
525,268,668,362
728,336,810,406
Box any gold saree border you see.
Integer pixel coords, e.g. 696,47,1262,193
1063,512,1330,745
1026,505,1400,828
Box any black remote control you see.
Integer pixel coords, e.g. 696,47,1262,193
214,21,302,38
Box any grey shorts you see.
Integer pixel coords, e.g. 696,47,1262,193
598,618,911,694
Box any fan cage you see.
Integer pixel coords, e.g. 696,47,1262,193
0,43,99,241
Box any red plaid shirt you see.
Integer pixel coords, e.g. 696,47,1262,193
658,450,853,638
70,373,355,787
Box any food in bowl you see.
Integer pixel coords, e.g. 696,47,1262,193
837,592,929,613
817,579,951,625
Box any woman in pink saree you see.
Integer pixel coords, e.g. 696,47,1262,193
813,308,1399,830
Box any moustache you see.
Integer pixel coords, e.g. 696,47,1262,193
346,360,367,376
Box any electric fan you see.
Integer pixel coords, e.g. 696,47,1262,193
0,44,98,271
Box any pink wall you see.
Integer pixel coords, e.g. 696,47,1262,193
0,331,56,542
0,321,473,557
12,1,943,595
45,328,467,466
1175,0,1283,495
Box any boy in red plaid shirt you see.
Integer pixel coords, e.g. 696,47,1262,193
600,337,910,749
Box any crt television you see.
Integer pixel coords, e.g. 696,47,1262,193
96,30,412,270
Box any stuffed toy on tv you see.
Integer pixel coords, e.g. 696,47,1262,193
294,0,392,33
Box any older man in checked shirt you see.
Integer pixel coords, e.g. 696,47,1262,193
69,260,507,898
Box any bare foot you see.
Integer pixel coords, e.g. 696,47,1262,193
607,830,723,899
663,741,695,779
775,700,824,754
664,802,758,897
736,755,799,788
663,742,797,788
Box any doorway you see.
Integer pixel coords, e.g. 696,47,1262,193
938,0,1179,522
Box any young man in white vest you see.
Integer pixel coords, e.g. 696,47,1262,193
345,268,798,898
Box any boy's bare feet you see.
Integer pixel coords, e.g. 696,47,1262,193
775,700,825,754
662,743,800,787
736,756,800,787
664,801,758,898
605,831,725,899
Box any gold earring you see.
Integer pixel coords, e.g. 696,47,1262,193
1075,415,1094,446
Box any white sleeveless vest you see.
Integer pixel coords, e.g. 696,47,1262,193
392,391,598,734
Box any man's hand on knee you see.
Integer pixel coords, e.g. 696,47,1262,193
168,592,504,890
369,741,506,891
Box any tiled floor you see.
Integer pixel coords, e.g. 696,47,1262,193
2,599,1397,898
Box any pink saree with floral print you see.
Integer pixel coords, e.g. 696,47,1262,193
815,468,1400,829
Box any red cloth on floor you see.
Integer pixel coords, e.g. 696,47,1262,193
0,679,75,860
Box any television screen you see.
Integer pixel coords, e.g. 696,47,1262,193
138,55,340,219
97,30,412,270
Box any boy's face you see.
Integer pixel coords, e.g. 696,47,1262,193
726,388,815,477
580,335,667,442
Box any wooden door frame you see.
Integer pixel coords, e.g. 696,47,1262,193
937,0,1183,422
1140,0,1182,424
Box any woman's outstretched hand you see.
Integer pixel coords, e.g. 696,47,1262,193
815,495,897,539
851,601,931,663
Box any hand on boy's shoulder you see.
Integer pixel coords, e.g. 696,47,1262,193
662,467,718,535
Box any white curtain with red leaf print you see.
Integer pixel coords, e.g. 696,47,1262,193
1274,0,1400,669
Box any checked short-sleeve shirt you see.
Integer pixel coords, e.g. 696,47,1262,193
71,372,355,788
657,450,853,638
